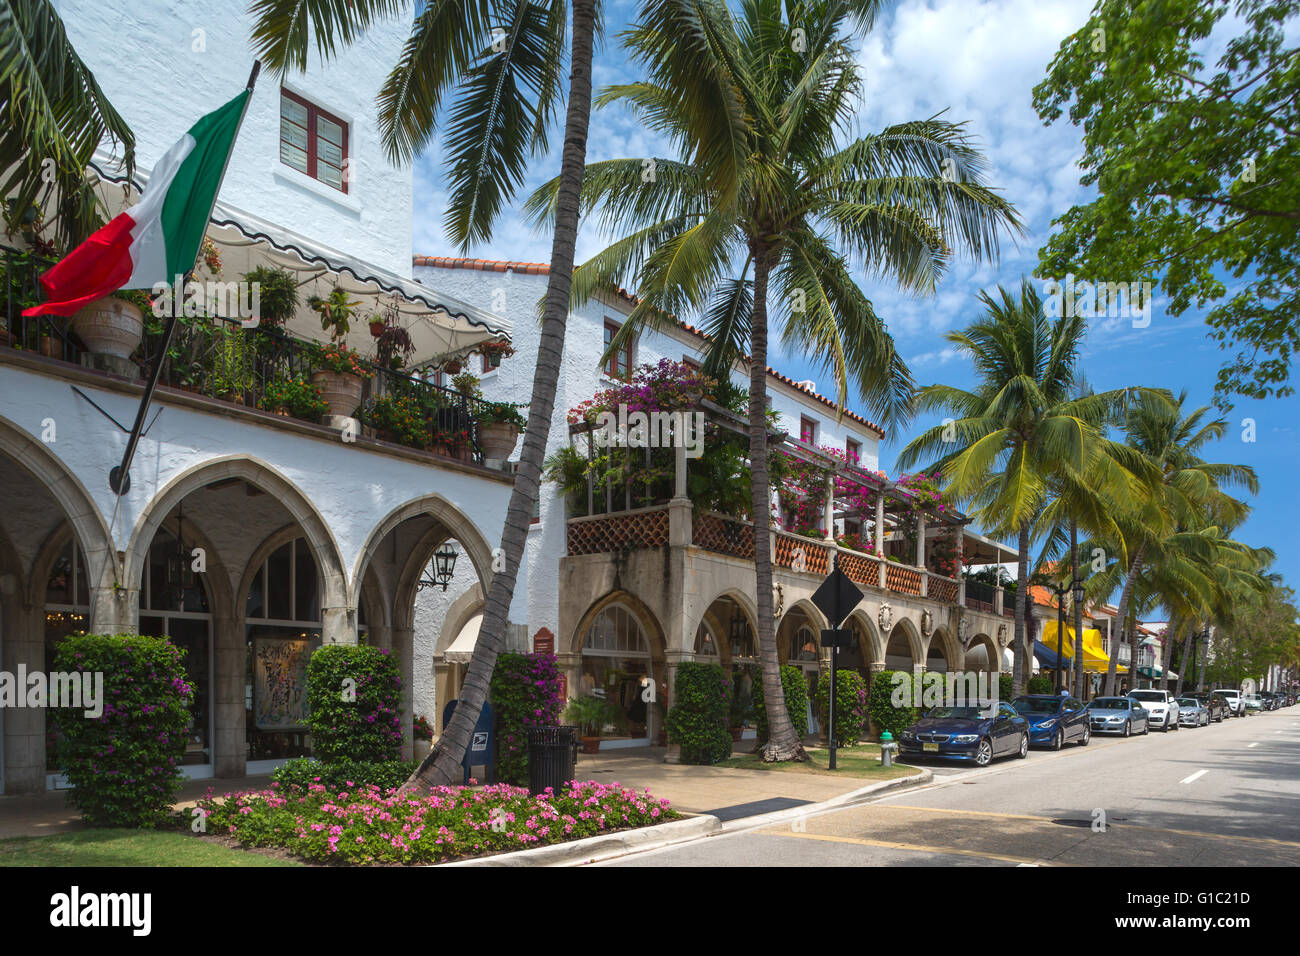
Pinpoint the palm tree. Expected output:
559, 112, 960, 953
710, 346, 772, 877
1095, 392, 1259, 696
1, 0, 136, 251
527, 0, 1021, 759
247, 0, 598, 787
898, 281, 1145, 697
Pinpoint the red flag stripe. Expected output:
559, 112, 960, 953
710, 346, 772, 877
22, 212, 138, 317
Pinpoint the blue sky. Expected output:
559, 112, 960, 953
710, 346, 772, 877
408, 0, 1300, 595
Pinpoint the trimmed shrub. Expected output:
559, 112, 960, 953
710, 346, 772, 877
306, 645, 403, 763
1027, 675, 1055, 696
752, 665, 809, 743
272, 757, 418, 794
815, 669, 870, 745
51, 633, 193, 827
490, 652, 565, 785
868, 669, 921, 739
666, 662, 732, 764
999, 673, 1014, 703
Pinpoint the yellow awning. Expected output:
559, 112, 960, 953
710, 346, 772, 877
1040, 622, 1128, 674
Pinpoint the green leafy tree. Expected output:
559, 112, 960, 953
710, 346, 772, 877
530, 0, 1021, 760
1032, 0, 1300, 405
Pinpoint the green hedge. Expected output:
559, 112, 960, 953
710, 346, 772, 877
490, 653, 565, 785
51, 634, 193, 827
1027, 675, 1055, 696
999, 673, 1014, 702
868, 669, 921, 739
306, 645, 403, 763
752, 665, 808, 743
666, 662, 732, 764
815, 670, 870, 745
271, 757, 419, 794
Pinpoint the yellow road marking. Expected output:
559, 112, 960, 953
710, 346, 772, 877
879, 805, 1300, 850
762, 828, 1067, 866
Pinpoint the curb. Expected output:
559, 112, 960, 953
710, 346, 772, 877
441, 767, 930, 867
440, 814, 721, 867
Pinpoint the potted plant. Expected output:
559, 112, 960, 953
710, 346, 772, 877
450, 370, 480, 397
441, 357, 464, 374
564, 695, 618, 754
243, 266, 299, 329
263, 375, 328, 421
413, 715, 433, 761
71, 288, 150, 361
478, 400, 527, 461
209, 322, 256, 403
308, 290, 369, 418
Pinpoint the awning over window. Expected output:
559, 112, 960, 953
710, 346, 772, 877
86, 157, 509, 366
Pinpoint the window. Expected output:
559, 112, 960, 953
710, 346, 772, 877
846, 437, 861, 465
604, 319, 632, 380
800, 416, 818, 445
280, 89, 348, 192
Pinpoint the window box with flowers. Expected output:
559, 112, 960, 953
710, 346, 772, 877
477, 400, 527, 460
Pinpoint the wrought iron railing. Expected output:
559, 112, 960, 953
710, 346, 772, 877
2, 246, 489, 464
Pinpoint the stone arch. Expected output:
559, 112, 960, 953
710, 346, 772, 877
123, 456, 349, 627
965, 633, 1000, 678
690, 588, 758, 667
570, 589, 668, 663
924, 626, 962, 673
352, 494, 495, 613
435, 581, 486, 658
0, 414, 114, 597
845, 608, 884, 665
885, 616, 924, 670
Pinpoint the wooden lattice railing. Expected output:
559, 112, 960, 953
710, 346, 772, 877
567, 506, 671, 555
928, 574, 959, 604
885, 562, 923, 596
836, 549, 882, 588
692, 512, 754, 559
774, 531, 830, 576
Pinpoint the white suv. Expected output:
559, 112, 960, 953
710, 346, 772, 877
1129, 690, 1180, 731
1217, 688, 1246, 716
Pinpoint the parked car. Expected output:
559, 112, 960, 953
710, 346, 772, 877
1244, 694, 1264, 712
1187, 692, 1229, 723
1261, 691, 1282, 711
898, 702, 1030, 767
1176, 697, 1210, 727
1128, 689, 1181, 731
1012, 694, 1091, 749
1086, 696, 1150, 736
1216, 688, 1246, 716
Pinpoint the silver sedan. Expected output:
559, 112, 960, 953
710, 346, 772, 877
1085, 696, 1150, 736
1176, 697, 1210, 727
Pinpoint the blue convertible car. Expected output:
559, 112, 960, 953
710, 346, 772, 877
1012, 695, 1091, 749
899, 701, 1030, 767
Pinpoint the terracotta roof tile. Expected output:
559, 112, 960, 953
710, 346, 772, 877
414, 255, 886, 437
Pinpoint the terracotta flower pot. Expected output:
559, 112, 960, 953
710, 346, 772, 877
479, 422, 520, 460
311, 369, 363, 418
413, 739, 432, 761
442, 359, 463, 374
71, 296, 143, 359
580, 736, 601, 755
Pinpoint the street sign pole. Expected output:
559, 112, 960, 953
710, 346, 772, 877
829, 640, 838, 770
813, 566, 864, 773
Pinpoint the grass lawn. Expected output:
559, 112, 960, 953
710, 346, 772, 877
0, 829, 302, 867
720, 743, 921, 780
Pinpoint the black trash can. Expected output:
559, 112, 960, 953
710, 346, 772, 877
527, 725, 578, 796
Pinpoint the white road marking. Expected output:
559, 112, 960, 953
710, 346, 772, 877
1180, 769, 1209, 784
1248, 742, 1259, 748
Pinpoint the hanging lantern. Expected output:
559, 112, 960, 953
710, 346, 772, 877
166, 503, 195, 598
419, 542, 460, 591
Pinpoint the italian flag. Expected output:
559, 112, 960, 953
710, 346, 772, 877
24, 90, 250, 317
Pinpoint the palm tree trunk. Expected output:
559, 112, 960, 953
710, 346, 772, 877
1196, 626, 1209, 691
402, 0, 597, 792
1158, 623, 1173, 692
1011, 523, 1030, 697
1103, 541, 1147, 697
750, 248, 806, 763
1071, 521, 1084, 698
1174, 625, 1193, 697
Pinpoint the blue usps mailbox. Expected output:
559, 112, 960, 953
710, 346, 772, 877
440, 699, 496, 785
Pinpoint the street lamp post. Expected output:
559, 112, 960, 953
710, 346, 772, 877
1050, 577, 1087, 694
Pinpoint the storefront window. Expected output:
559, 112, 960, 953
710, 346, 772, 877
581, 604, 655, 740
245, 538, 322, 760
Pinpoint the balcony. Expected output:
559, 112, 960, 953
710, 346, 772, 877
1, 243, 511, 467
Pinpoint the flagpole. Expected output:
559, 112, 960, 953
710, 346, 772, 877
109, 61, 262, 495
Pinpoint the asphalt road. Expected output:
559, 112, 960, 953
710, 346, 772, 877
601, 707, 1300, 867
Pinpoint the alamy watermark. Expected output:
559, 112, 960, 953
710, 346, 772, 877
590, 405, 705, 459
149, 273, 261, 327
0, 666, 103, 718
890, 671, 1000, 713
1041, 275, 1153, 327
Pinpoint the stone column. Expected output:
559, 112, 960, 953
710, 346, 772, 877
89, 584, 138, 635
391, 625, 415, 760
823, 474, 835, 542
212, 611, 246, 779
915, 514, 927, 567
874, 493, 887, 589
1, 599, 46, 793
321, 604, 357, 645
